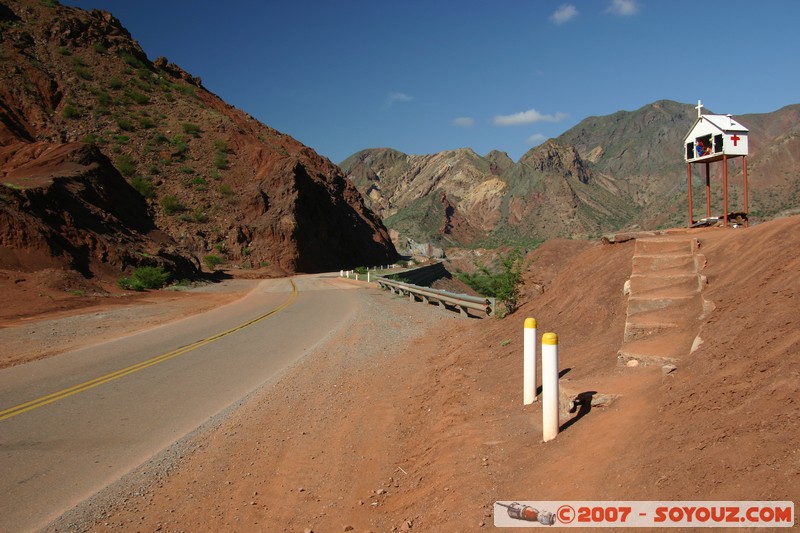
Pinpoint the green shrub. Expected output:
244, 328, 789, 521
174, 84, 195, 96
73, 66, 92, 80
129, 91, 150, 105
117, 117, 135, 131
116, 154, 136, 176
139, 117, 155, 129
131, 176, 155, 198
114, 135, 131, 144
180, 210, 208, 223
213, 152, 228, 170
62, 105, 80, 119
80, 133, 98, 144
204, 254, 224, 270
161, 195, 186, 215
136, 67, 152, 81
121, 52, 144, 69
170, 135, 189, 158
109, 77, 123, 90
93, 42, 107, 54
456, 249, 524, 316
117, 265, 170, 291
95, 90, 112, 106
182, 123, 201, 135
57, 46, 71, 56
219, 183, 234, 197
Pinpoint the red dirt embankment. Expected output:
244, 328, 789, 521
25, 215, 800, 531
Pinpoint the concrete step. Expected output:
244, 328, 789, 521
635, 238, 696, 256
631, 253, 702, 275
628, 273, 705, 298
623, 317, 680, 342
626, 293, 702, 318
617, 336, 693, 367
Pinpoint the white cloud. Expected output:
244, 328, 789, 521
551, 4, 578, 24
527, 133, 547, 144
493, 109, 567, 126
387, 92, 413, 105
607, 0, 638, 16
452, 117, 475, 127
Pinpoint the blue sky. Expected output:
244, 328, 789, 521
64, 1, 800, 164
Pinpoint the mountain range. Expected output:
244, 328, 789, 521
2, 0, 798, 286
342, 100, 800, 252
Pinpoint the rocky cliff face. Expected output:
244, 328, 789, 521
0, 0, 397, 280
342, 101, 800, 250
0, 142, 197, 277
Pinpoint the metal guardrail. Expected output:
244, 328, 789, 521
375, 276, 495, 318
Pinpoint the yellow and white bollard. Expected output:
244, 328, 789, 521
542, 332, 559, 442
524, 318, 537, 404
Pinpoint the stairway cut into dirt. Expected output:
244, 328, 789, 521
618, 236, 713, 367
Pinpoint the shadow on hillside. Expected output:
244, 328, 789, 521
200, 270, 233, 283
560, 390, 597, 433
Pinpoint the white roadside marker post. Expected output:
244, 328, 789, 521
542, 332, 559, 442
524, 318, 537, 404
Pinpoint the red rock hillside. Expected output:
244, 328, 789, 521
0, 0, 397, 282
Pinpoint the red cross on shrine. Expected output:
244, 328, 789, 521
730, 134, 741, 146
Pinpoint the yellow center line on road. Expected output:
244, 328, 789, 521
0, 280, 298, 422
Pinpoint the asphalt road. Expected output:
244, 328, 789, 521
0, 274, 363, 532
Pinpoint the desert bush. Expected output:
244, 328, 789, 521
116, 117, 135, 131
456, 249, 524, 316
62, 105, 80, 119
170, 135, 188, 156
93, 42, 107, 54
129, 91, 150, 105
73, 66, 92, 80
109, 77, 123, 90
120, 52, 145, 69
180, 210, 208, 223
117, 266, 170, 291
95, 90, 111, 106
213, 151, 228, 170
116, 154, 136, 177
182, 123, 201, 135
204, 254, 224, 270
131, 176, 155, 198
161, 195, 186, 215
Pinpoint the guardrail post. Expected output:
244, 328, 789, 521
524, 318, 537, 405
542, 332, 559, 442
